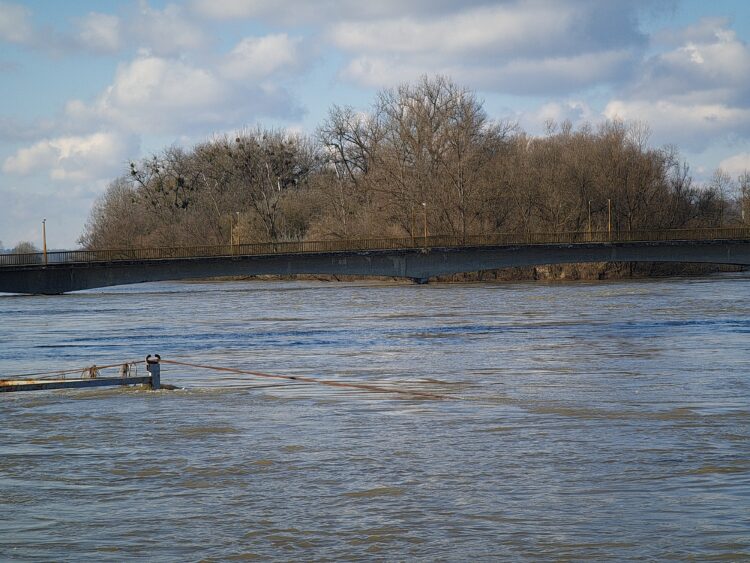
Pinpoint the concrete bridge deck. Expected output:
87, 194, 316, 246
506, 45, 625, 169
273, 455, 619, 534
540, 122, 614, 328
2, 229, 750, 294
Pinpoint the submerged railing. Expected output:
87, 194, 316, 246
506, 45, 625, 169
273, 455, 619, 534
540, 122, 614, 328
3, 227, 750, 267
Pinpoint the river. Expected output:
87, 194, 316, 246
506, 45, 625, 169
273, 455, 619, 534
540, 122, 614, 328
1, 275, 749, 561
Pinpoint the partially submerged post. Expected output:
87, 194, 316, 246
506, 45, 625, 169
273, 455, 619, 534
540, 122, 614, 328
146, 354, 161, 390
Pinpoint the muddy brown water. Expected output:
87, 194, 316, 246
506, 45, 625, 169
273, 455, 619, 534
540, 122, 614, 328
2, 276, 749, 560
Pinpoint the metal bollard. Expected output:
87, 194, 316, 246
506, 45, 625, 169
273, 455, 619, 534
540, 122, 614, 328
146, 354, 161, 390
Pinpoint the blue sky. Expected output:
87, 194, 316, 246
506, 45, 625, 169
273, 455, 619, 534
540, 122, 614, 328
2, 0, 750, 248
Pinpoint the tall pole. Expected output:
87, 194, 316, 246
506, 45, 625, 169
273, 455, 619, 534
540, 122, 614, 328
411, 204, 416, 245
227, 214, 233, 254
607, 198, 612, 237
235, 211, 240, 249
422, 202, 428, 244
587, 200, 592, 241
231, 214, 236, 254
42, 218, 47, 265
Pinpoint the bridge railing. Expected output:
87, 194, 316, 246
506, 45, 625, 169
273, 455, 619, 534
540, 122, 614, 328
3, 227, 750, 267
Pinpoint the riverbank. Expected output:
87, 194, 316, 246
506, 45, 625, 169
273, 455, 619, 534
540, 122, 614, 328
198, 262, 745, 284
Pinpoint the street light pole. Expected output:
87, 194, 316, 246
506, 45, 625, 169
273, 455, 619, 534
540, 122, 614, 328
236, 211, 240, 249
422, 202, 428, 245
607, 198, 612, 238
228, 215, 234, 253
411, 204, 416, 245
587, 200, 592, 241
42, 218, 48, 265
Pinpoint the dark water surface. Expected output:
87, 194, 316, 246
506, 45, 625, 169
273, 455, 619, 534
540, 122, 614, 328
1, 276, 749, 561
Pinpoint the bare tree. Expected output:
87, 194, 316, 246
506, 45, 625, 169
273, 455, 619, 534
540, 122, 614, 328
79, 177, 147, 248
737, 170, 750, 223
709, 169, 735, 226
12, 241, 39, 253
230, 129, 319, 241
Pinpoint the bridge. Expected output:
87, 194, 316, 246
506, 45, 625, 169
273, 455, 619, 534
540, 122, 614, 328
2, 228, 750, 295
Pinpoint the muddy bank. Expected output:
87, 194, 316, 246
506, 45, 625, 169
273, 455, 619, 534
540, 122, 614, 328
436, 262, 745, 282
193, 262, 744, 284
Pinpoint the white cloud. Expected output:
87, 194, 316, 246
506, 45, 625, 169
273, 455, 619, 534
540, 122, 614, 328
66, 55, 227, 134
188, 0, 495, 22
106, 56, 223, 111
719, 153, 750, 177
654, 17, 732, 47
599, 19, 750, 150
328, 1, 649, 94
330, 4, 573, 57
489, 50, 634, 93
0, 2, 92, 54
3, 131, 136, 183
64, 42, 306, 136
603, 99, 750, 149
1, 1, 203, 56
189, 0, 264, 19
632, 19, 750, 104
221, 34, 302, 81
0, 1, 32, 43
132, 1, 207, 56
4, 140, 58, 173
341, 49, 635, 94
76, 12, 121, 53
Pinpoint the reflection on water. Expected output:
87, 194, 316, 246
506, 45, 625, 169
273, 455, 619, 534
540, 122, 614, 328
1, 275, 750, 560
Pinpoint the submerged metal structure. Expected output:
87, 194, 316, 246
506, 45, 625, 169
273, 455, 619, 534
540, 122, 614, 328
0, 356, 161, 393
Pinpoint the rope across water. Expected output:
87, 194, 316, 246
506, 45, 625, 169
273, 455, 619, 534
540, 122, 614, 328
159, 359, 450, 400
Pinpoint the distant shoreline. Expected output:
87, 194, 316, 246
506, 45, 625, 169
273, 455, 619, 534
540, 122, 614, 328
187, 263, 745, 285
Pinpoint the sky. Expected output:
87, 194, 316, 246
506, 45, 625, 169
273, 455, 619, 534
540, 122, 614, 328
2, 0, 750, 248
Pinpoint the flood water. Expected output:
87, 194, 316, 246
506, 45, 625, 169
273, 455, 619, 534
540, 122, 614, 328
1, 275, 750, 561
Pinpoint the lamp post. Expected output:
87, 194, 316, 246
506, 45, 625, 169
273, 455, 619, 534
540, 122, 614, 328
228, 214, 234, 253
42, 218, 48, 265
587, 200, 592, 241
411, 204, 416, 245
607, 198, 612, 238
422, 202, 428, 246
235, 211, 240, 249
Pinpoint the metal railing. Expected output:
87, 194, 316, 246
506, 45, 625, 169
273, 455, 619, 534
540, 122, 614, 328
2, 227, 750, 268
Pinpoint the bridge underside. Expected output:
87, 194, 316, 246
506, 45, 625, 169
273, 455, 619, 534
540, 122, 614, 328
2, 240, 749, 294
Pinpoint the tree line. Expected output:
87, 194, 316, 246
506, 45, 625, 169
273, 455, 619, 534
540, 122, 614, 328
79, 75, 750, 254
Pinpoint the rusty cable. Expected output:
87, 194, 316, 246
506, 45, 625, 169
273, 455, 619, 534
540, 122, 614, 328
160, 358, 450, 400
